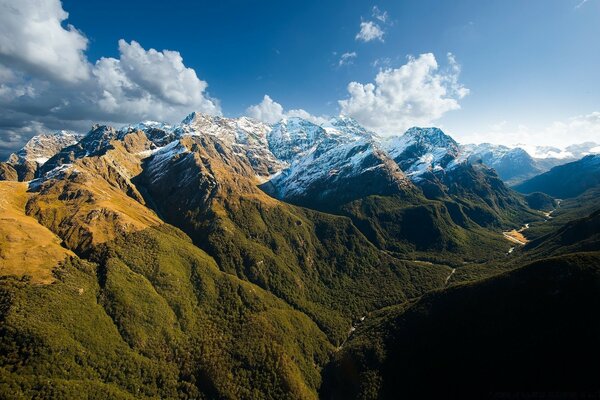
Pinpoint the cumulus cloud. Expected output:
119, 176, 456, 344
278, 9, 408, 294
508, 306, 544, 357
245, 95, 284, 124
0, 0, 220, 159
246, 95, 327, 125
356, 21, 384, 42
92, 40, 220, 119
338, 53, 469, 134
338, 52, 357, 67
0, 0, 90, 83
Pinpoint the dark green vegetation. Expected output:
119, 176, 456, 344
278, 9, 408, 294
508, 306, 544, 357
524, 186, 600, 241
136, 136, 448, 343
337, 163, 540, 265
524, 191, 556, 211
514, 154, 600, 198
321, 251, 600, 400
1, 226, 333, 399
321, 183, 600, 399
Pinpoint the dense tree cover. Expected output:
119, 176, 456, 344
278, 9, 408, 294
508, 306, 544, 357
321, 251, 600, 399
1, 226, 334, 399
340, 195, 518, 265
524, 186, 600, 240
523, 191, 556, 211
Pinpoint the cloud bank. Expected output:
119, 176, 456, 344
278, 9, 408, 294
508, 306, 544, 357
456, 112, 600, 150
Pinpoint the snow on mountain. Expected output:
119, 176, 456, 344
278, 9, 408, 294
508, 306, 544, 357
266, 117, 408, 202
7, 131, 83, 165
321, 115, 376, 138
460, 143, 540, 183
381, 127, 461, 180
267, 117, 331, 161
178, 112, 284, 176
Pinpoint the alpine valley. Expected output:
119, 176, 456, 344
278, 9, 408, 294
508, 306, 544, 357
1, 113, 599, 399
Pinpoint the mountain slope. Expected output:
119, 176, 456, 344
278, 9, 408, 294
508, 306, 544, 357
0, 131, 82, 182
462, 143, 541, 184
321, 251, 600, 399
514, 154, 600, 198
0, 113, 597, 399
0, 181, 74, 284
263, 117, 415, 210
8, 131, 82, 166
136, 131, 448, 342
0, 225, 334, 399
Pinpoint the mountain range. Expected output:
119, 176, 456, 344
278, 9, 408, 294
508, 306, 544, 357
0, 113, 599, 399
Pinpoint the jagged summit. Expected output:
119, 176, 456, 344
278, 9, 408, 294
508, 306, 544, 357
324, 115, 375, 137
7, 130, 82, 165
461, 142, 541, 183
381, 126, 461, 180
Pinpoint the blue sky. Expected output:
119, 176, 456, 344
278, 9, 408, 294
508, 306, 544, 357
0, 0, 599, 157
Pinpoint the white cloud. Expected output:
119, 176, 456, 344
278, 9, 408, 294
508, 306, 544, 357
0, 0, 221, 158
575, 0, 589, 9
338, 53, 469, 134
246, 95, 327, 125
92, 40, 220, 120
338, 52, 357, 66
355, 21, 384, 42
0, 0, 90, 83
454, 112, 600, 149
245, 95, 285, 124
372, 6, 389, 23
117, 40, 215, 109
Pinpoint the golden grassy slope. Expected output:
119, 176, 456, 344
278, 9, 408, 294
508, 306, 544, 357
0, 181, 74, 283
26, 132, 164, 253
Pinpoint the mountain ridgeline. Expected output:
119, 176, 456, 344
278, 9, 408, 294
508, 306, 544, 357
0, 113, 599, 399
514, 154, 600, 198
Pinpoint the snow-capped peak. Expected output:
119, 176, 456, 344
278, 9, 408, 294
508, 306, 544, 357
7, 130, 83, 165
323, 115, 376, 138
380, 127, 460, 179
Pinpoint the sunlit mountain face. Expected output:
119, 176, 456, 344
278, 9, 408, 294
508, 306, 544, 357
1, 1, 599, 399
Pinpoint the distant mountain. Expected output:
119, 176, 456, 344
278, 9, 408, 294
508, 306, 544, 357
513, 154, 600, 198
460, 141, 600, 185
8, 131, 82, 165
0, 130, 82, 181
461, 143, 541, 184
526, 141, 600, 160
1, 114, 538, 262
264, 117, 414, 209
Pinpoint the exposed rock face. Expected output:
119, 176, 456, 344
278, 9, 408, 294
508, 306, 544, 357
264, 117, 414, 209
27, 130, 162, 253
0, 162, 18, 181
0, 131, 83, 182
8, 131, 82, 166
461, 143, 542, 184
381, 127, 460, 180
